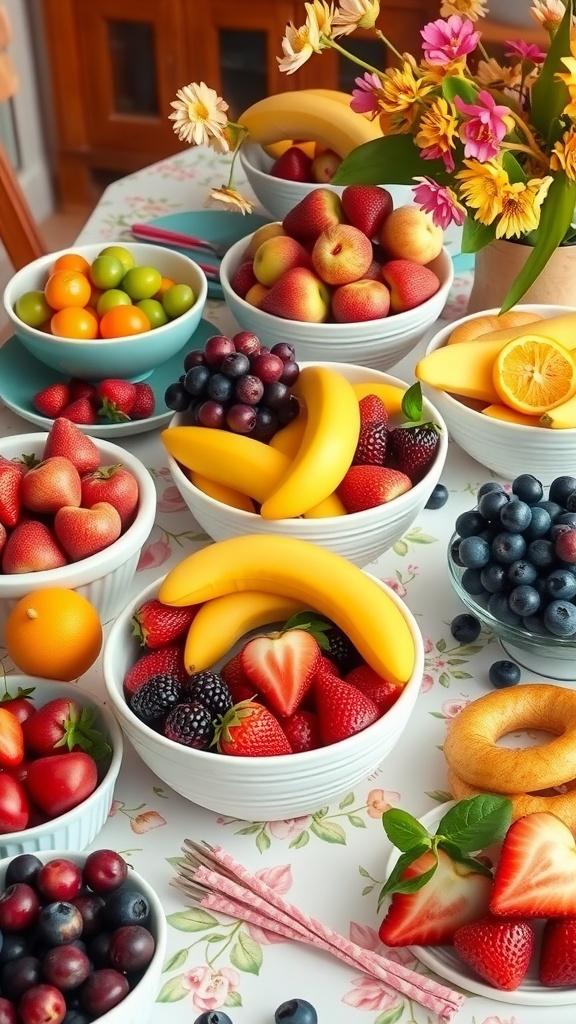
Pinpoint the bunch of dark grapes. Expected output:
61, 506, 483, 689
164, 331, 300, 442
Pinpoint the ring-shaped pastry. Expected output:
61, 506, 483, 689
447, 767, 576, 833
443, 683, 576, 792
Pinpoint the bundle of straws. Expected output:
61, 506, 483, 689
173, 840, 465, 1023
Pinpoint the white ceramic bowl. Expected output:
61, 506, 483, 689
0, 432, 157, 643
0, 677, 123, 858
422, 304, 576, 484
165, 362, 448, 568
103, 576, 424, 821
0, 848, 166, 1024
3, 242, 208, 381
219, 232, 453, 372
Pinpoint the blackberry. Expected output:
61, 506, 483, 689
183, 671, 233, 716
129, 673, 182, 724
163, 702, 215, 749
323, 624, 362, 675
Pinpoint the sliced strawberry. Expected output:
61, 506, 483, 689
540, 918, 576, 986
490, 811, 576, 918
44, 418, 101, 474
314, 672, 380, 745
337, 465, 412, 513
132, 598, 197, 648
0, 460, 22, 528
281, 709, 321, 752
32, 382, 71, 419
123, 644, 188, 698
344, 664, 402, 714
379, 847, 493, 947
358, 394, 388, 427
214, 700, 293, 756
353, 422, 387, 466
454, 915, 535, 991
220, 652, 258, 705
240, 628, 321, 717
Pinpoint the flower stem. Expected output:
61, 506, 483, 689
323, 35, 385, 75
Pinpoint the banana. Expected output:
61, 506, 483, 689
260, 366, 360, 520
541, 395, 576, 428
352, 382, 406, 419
238, 92, 382, 158
158, 535, 416, 685
269, 411, 307, 458
262, 140, 317, 159
190, 472, 256, 513
184, 591, 307, 673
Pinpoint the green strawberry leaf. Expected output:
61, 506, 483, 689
378, 843, 436, 904
283, 612, 334, 651
435, 794, 512, 851
382, 807, 432, 851
55, 705, 111, 761
400, 382, 424, 423
438, 839, 494, 878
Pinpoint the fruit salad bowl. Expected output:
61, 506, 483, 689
103, 575, 424, 821
0, 431, 156, 642
419, 304, 576, 484
164, 362, 448, 568
219, 231, 454, 373
3, 242, 208, 382
0, 677, 123, 858
0, 848, 166, 1024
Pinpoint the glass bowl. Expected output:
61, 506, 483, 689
447, 533, 576, 681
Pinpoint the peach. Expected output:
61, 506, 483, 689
331, 279, 391, 322
260, 267, 331, 323
253, 235, 311, 287
311, 223, 373, 285
245, 222, 287, 258
311, 149, 342, 183
380, 205, 444, 265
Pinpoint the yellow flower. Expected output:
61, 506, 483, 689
440, 0, 487, 19
419, 57, 467, 85
378, 61, 434, 131
495, 176, 553, 238
551, 129, 576, 180
475, 57, 521, 89
455, 159, 508, 224
206, 186, 254, 215
531, 0, 567, 31
415, 96, 459, 160
168, 82, 229, 149
332, 0, 380, 36
277, 2, 332, 74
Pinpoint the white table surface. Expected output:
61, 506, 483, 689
0, 147, 564, 1024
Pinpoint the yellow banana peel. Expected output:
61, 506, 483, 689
238, 92, 381, 158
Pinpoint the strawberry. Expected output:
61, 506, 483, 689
281, 709, 321, 752
337, 465, 412, 513
341, 185, 393, 239
453, 915, 535, 991
54, 501, 122, 560
220, 652, 257, 705
271, 146, 313, 183
490, 811, 576, 918
96, 379, 137, 422
0, 459, 22, 528
381, 260, 440, 313
352, 422, 387, 466
2, 520, 68, 573
21, 457, 82, 515
388, 423, 441, 484
344, 664, 402, 714
43, 418, 101, 474
68, 378, 98, 404
315, 654, 341, 678
214, 699, 292, 756
358, 394, 388, 427
240, 628, 321, 717
80, 464, 139, 529
230, 260, 258, 299
123, 644, 188, 698
379, 847, 493, 947
132, 598, 197, 649
539, 918, 576, 986
60, 398, 99, 425
282, 188, 343, 244
131, 382, 156, 420
0, 523, 6, 559
314, 672, 380, 745
32, 382, 71, 419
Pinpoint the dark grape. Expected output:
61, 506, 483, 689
232, 330, 261, 356
225, 403, 257, 434
184, 364, 211, 396
206, 373, 234, 402
249, 406, 278, 441
234, 375, 264, 405
277, 395, 301, 426
196, 400, 226, 429
270, 342, 296, 363
279, 360, 300, 387
204, 334, 236, 367
164, 382, 191, 413
262, 381, 290, 410
250, 352, 284, 383
183, 349, 206, 371
220, 352, 251, 378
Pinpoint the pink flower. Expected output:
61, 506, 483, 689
342, 974, 402, 1011
351, 72, 382, 115
420, 673, 434, 692
419, 143, 455, 173
421, 16, 480, 65
366, 788, 399, 817
505, 40, 546, 64
441, 697, 470, 719
130, 810, 166, 834
423, 635, 434, 655
268, 816, 310, 839
137, 538, 171, 571
108, 800, 124, 817
157, 485, 188, 513
413, 176, 466, 229
481, 1017, 519, 1024
382, 577, 407, 598
454, 89, 513, 161
181, 966, 240, 1011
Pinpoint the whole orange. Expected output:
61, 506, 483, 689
5, 588, 103, 681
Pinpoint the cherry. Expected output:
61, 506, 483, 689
37, 861, 83, 903
18, 983, 66, 1024
0, 997, 17, 1024
4, 855, 42, 889
82, 849, 127, 894
70, 893, 105, 937
108, 924, 155, 972
0, 956, 42, 999
0, 884, 40, 932
80, 969, 129, 1016
42, 945, 91, 991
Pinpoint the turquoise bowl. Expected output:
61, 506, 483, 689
3, 242, 208, 382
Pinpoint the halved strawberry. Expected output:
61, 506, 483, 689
454, 915, 535, 990
240, 628, 321, 717
490, 811, 576, 918
379, 847, 493, 947
540, 918, 576, 986
314, 672, 380, 745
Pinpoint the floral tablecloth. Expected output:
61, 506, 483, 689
0, 149, 561, 1024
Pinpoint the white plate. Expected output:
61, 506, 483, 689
384, 802, 576, 1005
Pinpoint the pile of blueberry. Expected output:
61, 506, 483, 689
450, 473, 576, 642
0, 850, 156, 1023
194, 998, 317, 1023
164, 331, 300, 442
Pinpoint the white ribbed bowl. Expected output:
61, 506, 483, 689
165, 362, 448, 568
219, 231, 454, 372
422, 304, 576, 484
103, 577, 424, 821
0, 848, 166, 1024
0, 432, 157, 643
0, 677, 123, 858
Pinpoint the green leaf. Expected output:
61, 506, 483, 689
392, 540, 409, 556
426, 790, 453, 803
156, 975, 188, 1003
375, 1004, 405, 1024
460, 214, 494, 254
310, 819, 347, 844
502, 150, 526, 185
400, 382, 423, 422
289, 830, 310, 849
382, 808, 432, 852
256, 830, 271, 854
436, 794, 513, 851
162, 948, 189, 973
165, 856, 186, 869
530, 0, 573, 141
442, 75, 477, 106
332, 134, 446, 186
225, 990, 242, 1008
166, 908, 218, 932
283, 612, 333, 651
439, 671, 451, 687
348, 814, 366, 828
229, 933, 263, 975
500, 172, 576, 311
379, 844, 437, 901
439, 839, 494, 878
339, 792, 355, 809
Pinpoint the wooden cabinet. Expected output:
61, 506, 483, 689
39, 0, 437, 209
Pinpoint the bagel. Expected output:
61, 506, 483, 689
443, 684, 576, 793
447, 768, 576, 834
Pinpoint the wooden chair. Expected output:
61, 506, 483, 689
0, 3, 46, 271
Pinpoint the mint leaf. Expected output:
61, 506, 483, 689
382, 808, 431, 852
438, 839, 494, 879
378, 843, 436, 906
283, 612, 334, 652
436, 794, 512, 852
400, 382, 423, 423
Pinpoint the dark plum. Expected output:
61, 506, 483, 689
5, 856, 42, 889
36, 862, 82, 905
1, 956, 42, 999
0, 997, 17, 1024
18, 983, 66, 1024
86, 932, 112, 969
80, 969, 129, 1016
42, 946, 91, 992
82, 851, 128, 896
107, 925, 155, 973
0, 932, 35, 965
0, 885, 40, 933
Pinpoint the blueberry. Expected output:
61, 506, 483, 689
450, 538, 465, 567
527, 538, 556, 570
461, 568, 487, 597
480, 563, 508, 594
103, 888, 150, 929
38, 902, 83, 946
455, 510, 487, 538
508, 585, 541, 617
507, 560, 538, 586
489, 660, 521, 688
425, 483, 449, 510
477, 490, 510, 521
499, 500, 532, 533
522, 505, 552, 540
194, 1013, 234, 1024
544, 569, 576, 601
487, 593, 522, 626
450, 613, 481, 643
275, 999, 318, 1024
511, 474, 543, 505
548, 475, 576, 506
477, 481, 504, 498
535, 499, 563, 521
566, 492, 576, 513
523, 614, 553, 635
556, 512, 576, 528
543, 600, 576, 637
458, 536, 491, 569
491, 532, 527, 565
0, 931, 34, 964
183, 364, 211, 396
